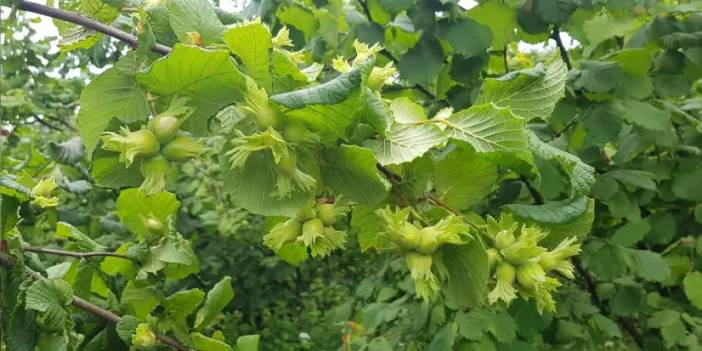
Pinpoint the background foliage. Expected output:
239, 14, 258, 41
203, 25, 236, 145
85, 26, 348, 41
2, 0, 702, 350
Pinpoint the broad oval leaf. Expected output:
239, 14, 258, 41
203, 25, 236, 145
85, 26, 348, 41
365, 123, 446, 165
321, 144, 390, 205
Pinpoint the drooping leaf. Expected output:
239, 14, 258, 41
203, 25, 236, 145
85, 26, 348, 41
222, 150, 314, 216
527, 131, 595, 197
192, 332, 233, 351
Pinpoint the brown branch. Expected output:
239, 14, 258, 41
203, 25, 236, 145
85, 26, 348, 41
519, 175, 544, 205
12, 0, 171, 55
425, 193, 460, 215
24, 246, 129, 259
376, 163, 402, 183
551, 25, 572, 70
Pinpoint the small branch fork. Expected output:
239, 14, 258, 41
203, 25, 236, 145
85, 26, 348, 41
0, 246, 189, 351
11, 0, 171, 55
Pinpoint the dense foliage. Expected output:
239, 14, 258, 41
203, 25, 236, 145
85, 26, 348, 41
1, 0, 702, 350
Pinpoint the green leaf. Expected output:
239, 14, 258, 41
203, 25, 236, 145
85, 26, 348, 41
534, 198, 594, 248
235, 335, 260, 351
25, 279, 73, 331
427, 323, 455, 351
360, 88, 391, 134
168, 0, 225, 45
468, 0, 517, 48
320, 144, 390, 205
609, 169, 657, 191
477, 54, 568, 121
55, 221, 103, 251
192, 332, 233, 351
163, 288, 205, 321
573, 61, 621, 92
115, 315, 141, 345
77, 67, 148, 152
455, 311, 487, 340
223, 21, 272, 90
142, 233, 199, 279
116, 189, 180, 239
276, 4, 318, 42
390, 97, 426, 124
630, 250, 671, 282
223, 150, 314, 216
137, 44, 246, 135
271, 61, 368, 108
445, 104, 528, 154
611, 220, 650, 247
505, 196, 588, 225
364, 123, 446, 165
609, 285, 645, 316
617, 100, 672, 131
527, 131, 595, 197
122, 286, 159, 318
683, 272, 702, 310
90, 153, 144, 189
486, 312, 517, 343
441, 240, 489, 308
434, 148, 497, 210
397, 35, 444, 84
351, 206, 387, 252
1, 195, 20, 234
437, 18, 492, 58
195, 276, 235, 330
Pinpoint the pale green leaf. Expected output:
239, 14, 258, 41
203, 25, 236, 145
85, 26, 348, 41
364, 123, 446, 165
222, 151, 314, 216
137, 44, 246, 135
121, 286, 159, 318
223, 21, 272, 89
163, 289, 205, 321
116, 189, 180, 239
434, 148, 497, 210
195, 276, 235, 330
320, 145, 390, 205
168, 0, 225, 45
192, 332, 233, 351
235, 335, 260, 351
77, 67, 148, 152
25, 279, 73, 331
351, 206, 387, 252
684, 272, 702, 310
477, 54, 568, 121
445, 104, 528, 153
468, 0, 517, 48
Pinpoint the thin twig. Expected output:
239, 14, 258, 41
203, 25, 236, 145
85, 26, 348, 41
425, 193, 460, 215
376, 164, 402, 183
551, 25, 572, 70
519, 175, 544, 205
24, 246, 129, 259
12, 0, 171, 55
